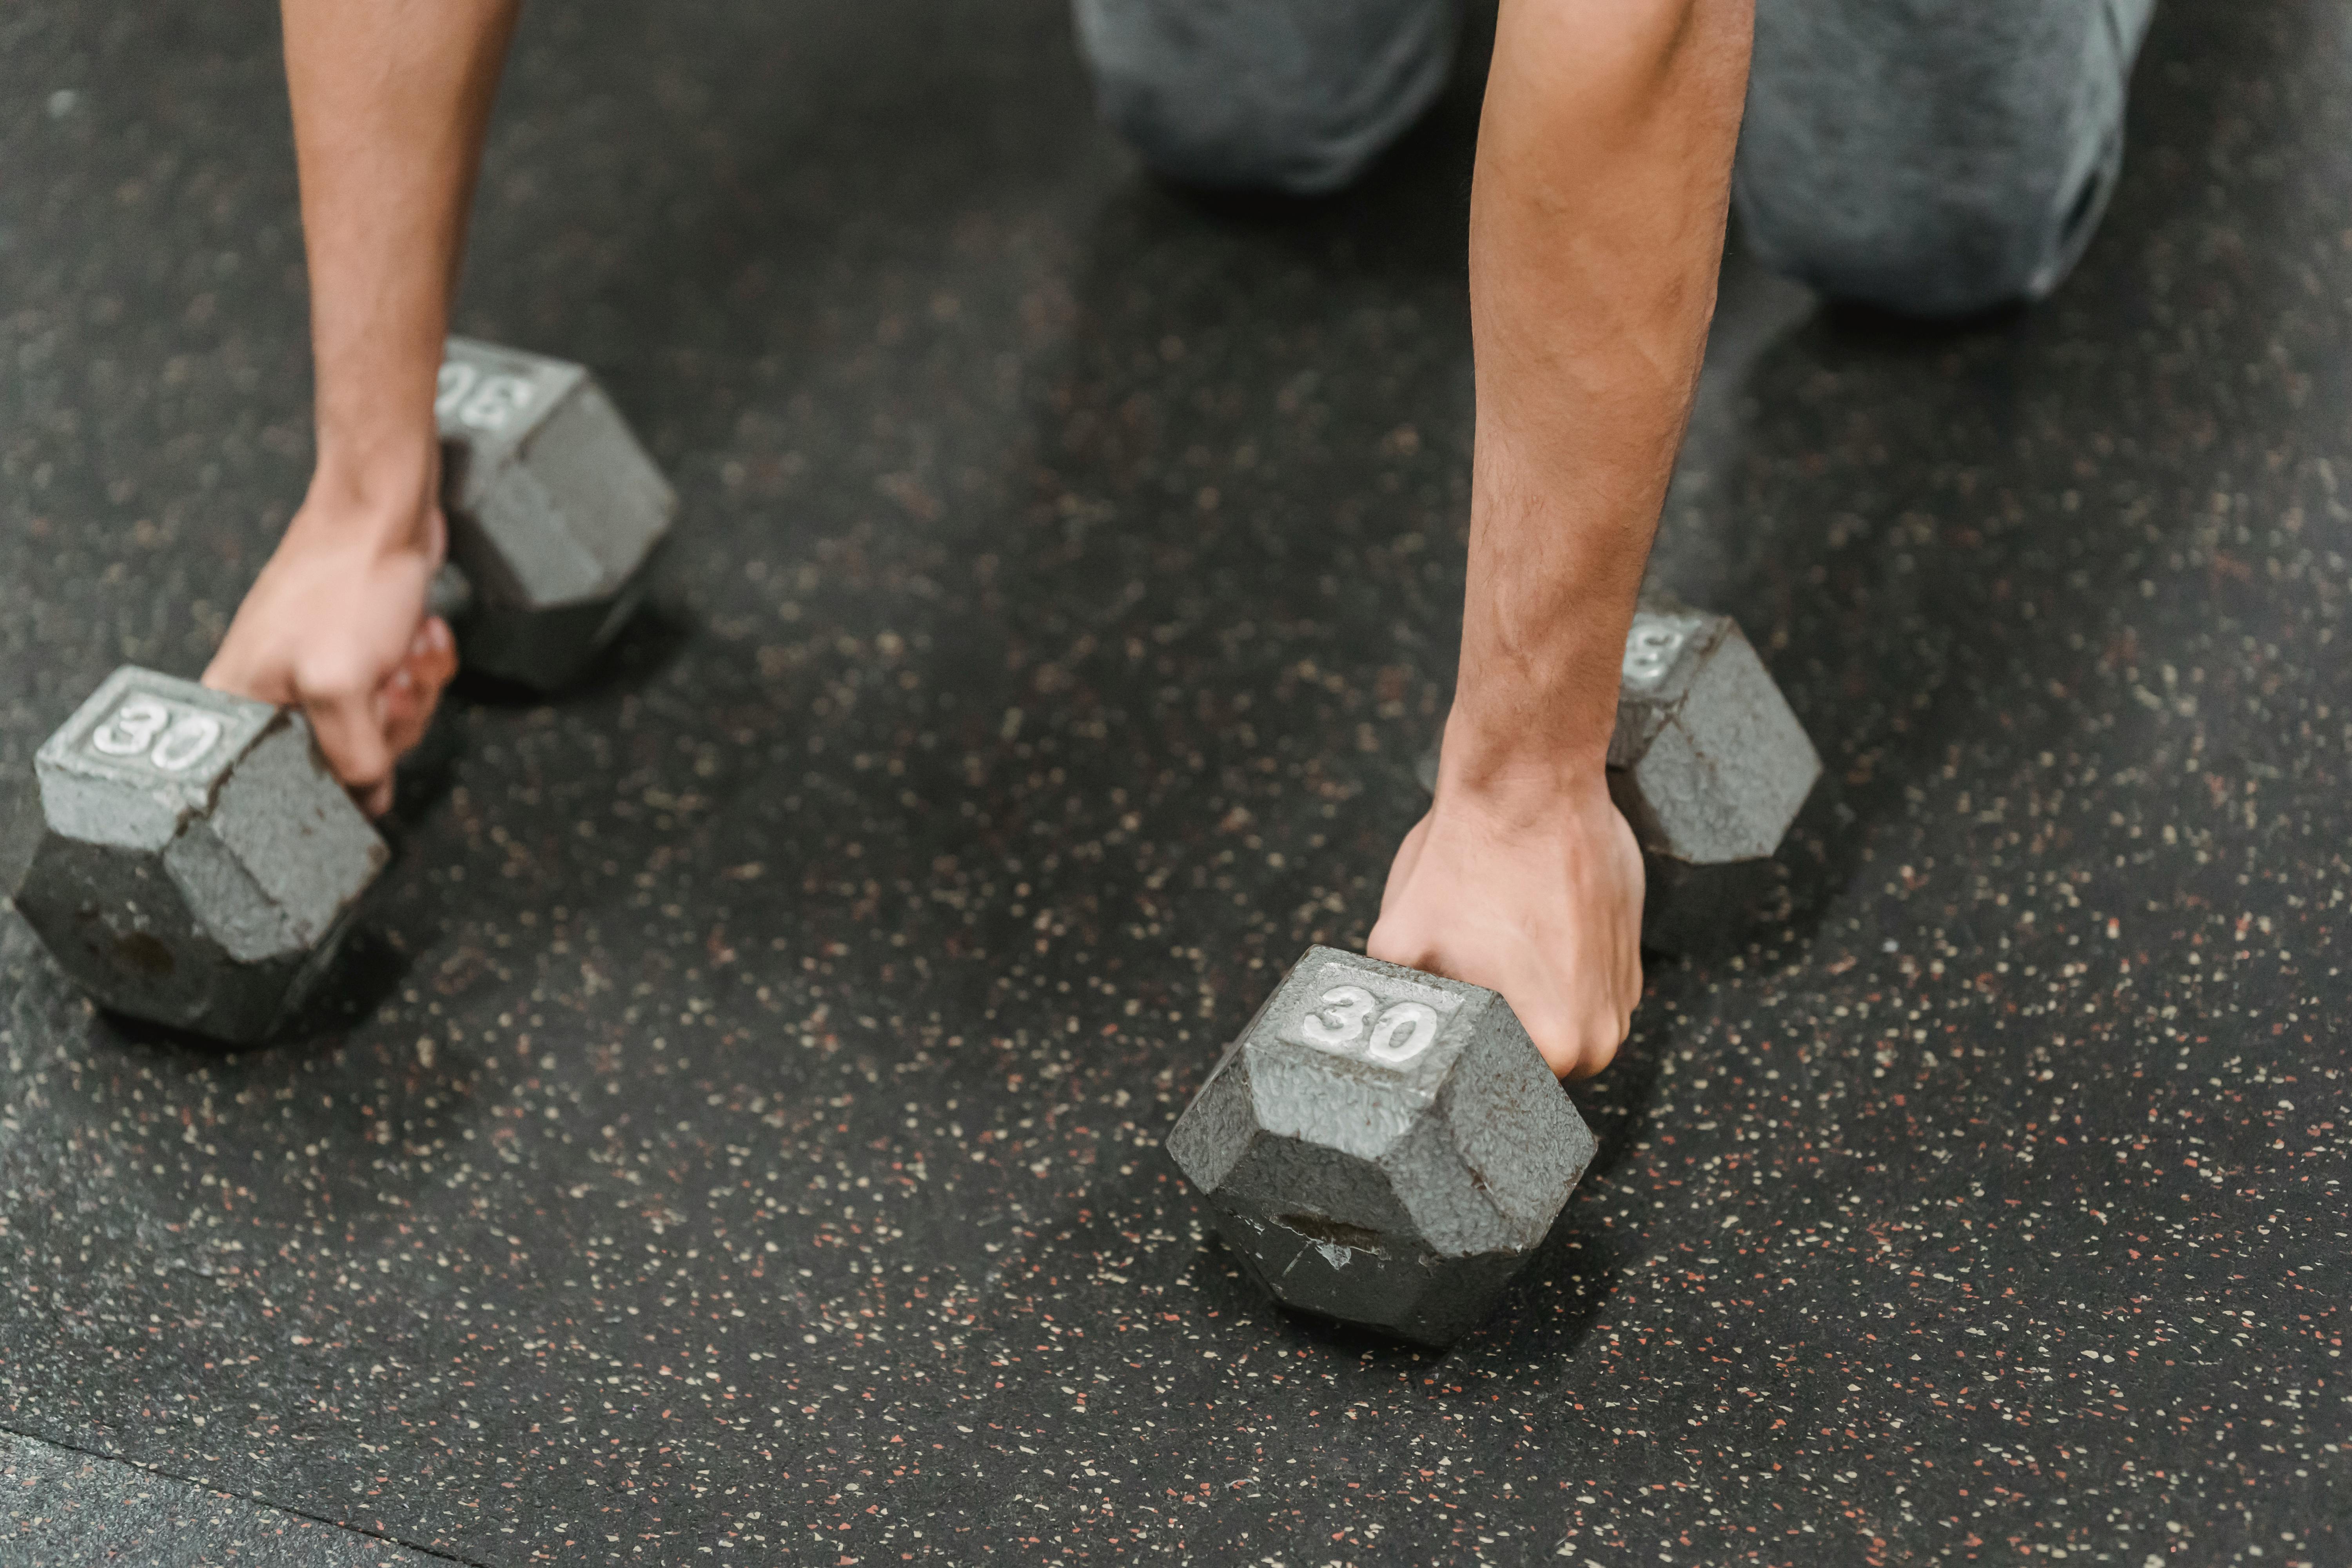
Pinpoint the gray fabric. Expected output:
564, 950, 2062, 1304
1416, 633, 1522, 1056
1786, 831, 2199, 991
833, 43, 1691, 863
1073, 0, 2157, 316
1070, 0, 1462, 195
1737, 0, 2160, 316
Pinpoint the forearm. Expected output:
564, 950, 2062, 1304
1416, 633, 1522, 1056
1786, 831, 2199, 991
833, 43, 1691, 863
282, 0, 520, 541
1447, 0, 1752, 795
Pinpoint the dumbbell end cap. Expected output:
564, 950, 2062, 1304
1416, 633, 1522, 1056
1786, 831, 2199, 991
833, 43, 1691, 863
1169, 946, 1593, 1345
16, 668, 387, 1042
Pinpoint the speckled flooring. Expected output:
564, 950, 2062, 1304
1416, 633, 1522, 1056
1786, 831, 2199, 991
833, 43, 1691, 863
2, 1430, 442, 1566
2, 0, 2347, 1563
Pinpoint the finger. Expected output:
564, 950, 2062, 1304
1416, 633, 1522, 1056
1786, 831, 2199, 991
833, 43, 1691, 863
1520, 992, 1614, 1080
1555, 1033, 1613, 1081
1530, 1020, 1586, 1079
379, 664, 429, 761
300, 684, 397, 811
381, 618, 459, 759
416, 616, 459, 693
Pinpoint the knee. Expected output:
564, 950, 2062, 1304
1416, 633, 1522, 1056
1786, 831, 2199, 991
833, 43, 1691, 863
1734, 128, 2124, 318
1732, 0, 2142, 317
1072, 0, 1458, 196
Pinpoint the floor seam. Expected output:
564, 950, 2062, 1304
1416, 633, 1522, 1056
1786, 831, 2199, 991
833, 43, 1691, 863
0, 1421, 490, 1568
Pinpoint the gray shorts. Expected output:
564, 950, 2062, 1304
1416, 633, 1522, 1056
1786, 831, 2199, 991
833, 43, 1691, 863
1072, 0, 2159, 317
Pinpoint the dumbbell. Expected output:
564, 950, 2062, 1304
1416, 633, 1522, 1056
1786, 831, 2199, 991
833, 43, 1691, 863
429, 336, 676, 690
1167, 946, 1590, 1347
12, 668, 386, 1042
6, 338, 675, 1041
1417, 589, 1820, 948
1167, 596, 1820, 1345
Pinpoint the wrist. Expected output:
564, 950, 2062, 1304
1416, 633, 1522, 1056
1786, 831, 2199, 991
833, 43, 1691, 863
295, 434, 443, 558
1451, 459, 1652, 798
1440, 624, 1624, 790
1431, 698, 1614, 816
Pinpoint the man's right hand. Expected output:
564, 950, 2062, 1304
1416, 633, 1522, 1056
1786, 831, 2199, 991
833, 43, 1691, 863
205, 491, 459, 818
1368, 757, 1646, 1080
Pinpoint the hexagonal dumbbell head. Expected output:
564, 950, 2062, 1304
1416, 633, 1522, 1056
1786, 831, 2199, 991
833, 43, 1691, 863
1608, 591, 1820, 864
1167, 947, 1595, 1347
437, 337, 677, 690
11, 668, 387, 1043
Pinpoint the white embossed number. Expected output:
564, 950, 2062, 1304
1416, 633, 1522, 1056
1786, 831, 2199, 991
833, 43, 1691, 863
91, 697, 169, 756
91, 698, 221, 773
1300, 985, 1377, 1053
436, 362, 537, 433
1299, 986, 1437, 1069
1622, 617, 1686, 688
1364, 1001, 1437, 1066
435, 362, 475, 418
150, 714, 223, 771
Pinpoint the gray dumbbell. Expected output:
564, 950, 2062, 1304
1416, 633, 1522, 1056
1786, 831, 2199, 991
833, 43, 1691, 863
11, 668, 386, 1043
1603, 591, 1818, 860
5, 340, 667, 1038
432, 336, 675, 690
1417, 590, 1820, 944
1167, 946, 1593, 1347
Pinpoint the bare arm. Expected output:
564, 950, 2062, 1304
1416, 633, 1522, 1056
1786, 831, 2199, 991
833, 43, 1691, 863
205, 0, 522, 813
1459, 0, 1749, 777
1370, 0, 1752, 1075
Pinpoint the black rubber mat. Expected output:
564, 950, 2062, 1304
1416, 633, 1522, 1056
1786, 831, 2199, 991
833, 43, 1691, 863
1, 1430, 449, 1565
0, 0, 2344, 1561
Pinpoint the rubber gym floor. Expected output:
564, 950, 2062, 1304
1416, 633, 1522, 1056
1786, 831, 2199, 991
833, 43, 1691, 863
3, 0, 2347, 1563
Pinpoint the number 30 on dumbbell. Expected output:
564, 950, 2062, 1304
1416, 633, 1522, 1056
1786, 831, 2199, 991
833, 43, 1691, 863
1294, 984, 1440, 1066
8, 339, 675, 1042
